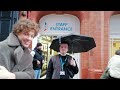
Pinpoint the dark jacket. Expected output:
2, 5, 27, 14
0, 33, 34, 79
33, 49, 44, 70
46, 54, 79, 79
100, 67, 118, 79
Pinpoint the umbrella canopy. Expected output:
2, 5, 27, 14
49, 34, 96, 53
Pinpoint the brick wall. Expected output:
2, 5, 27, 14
28, 11, 114, 79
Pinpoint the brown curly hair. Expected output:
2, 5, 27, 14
12, 18, 40, 37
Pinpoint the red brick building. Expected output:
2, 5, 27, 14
19, 11, 120, 79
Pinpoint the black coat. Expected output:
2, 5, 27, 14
33, 49, 44, 70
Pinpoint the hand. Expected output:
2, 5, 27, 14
30, 51, 35, 57
0, 66, 15, 79
37, 60, 40, 65
69, 59, 76, 67
42, 60, 45, 63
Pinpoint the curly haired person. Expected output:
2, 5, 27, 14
0, 18, 39, 79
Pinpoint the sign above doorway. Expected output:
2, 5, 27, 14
39, 14, 80, 36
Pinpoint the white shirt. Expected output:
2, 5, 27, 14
108, 55, 120, 78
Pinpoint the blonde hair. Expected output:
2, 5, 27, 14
12, 19, 40, 37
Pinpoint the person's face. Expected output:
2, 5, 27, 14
59, 43, 68, 54
37, 46, 42, 50
17, 30, 35, 48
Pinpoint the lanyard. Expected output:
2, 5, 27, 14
60, 57, 67, 71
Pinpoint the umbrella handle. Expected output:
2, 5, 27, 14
59, 36, 62, 44
71, 42, 73, 54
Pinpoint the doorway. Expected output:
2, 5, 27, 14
38, 13, 81, 79
110, 14, 120, 58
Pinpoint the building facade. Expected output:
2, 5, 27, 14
1, 11, 120, 79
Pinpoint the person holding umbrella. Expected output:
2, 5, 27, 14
46, 34, 96, 79
46, 40, 79, 79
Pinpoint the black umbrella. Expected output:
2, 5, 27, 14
50, 34, 96, 53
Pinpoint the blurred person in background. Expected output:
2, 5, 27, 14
33, 43, 45, 79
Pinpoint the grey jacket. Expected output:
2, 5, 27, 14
46, 54, 79, 79
0, 32, 34, 79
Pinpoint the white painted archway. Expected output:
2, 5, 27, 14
34, 14, 81, 79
